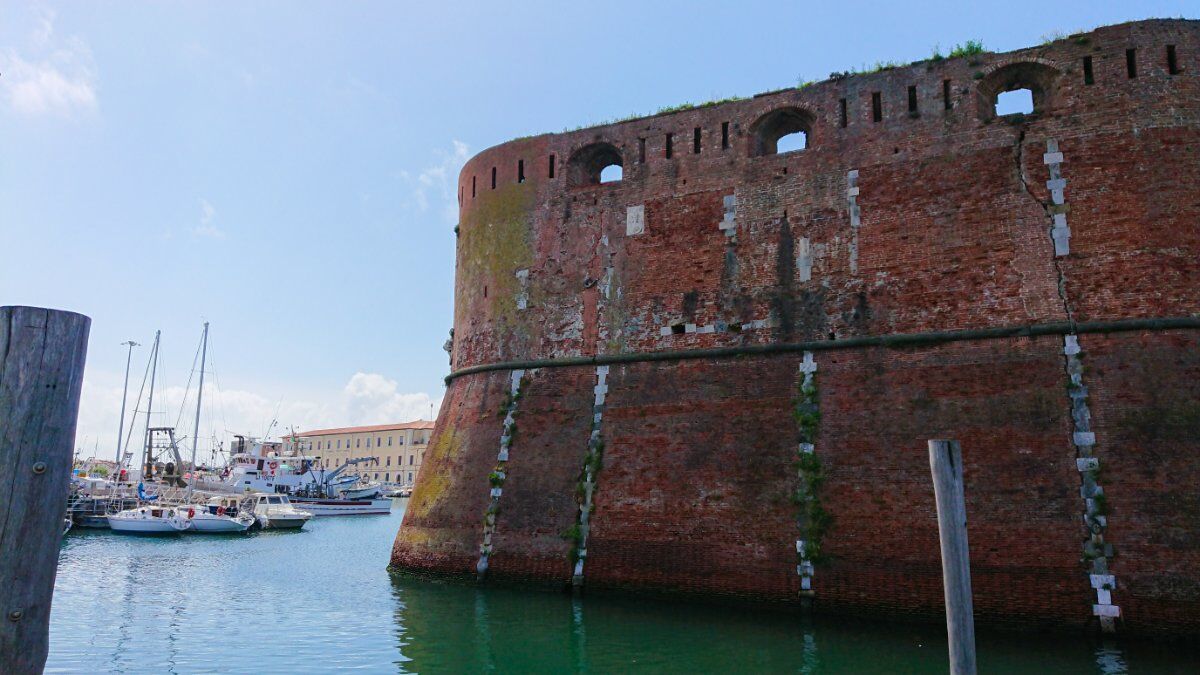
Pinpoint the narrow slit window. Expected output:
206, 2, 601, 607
907, 85, 918, 114
549, 154, 556, 178
693, 127, 701, 154
721, 122, 729, 149
871, 92, 882, 122
942, 80, 952, 110
490, 167, 496, 189
517, 159, 525, 183
1167, 45, 1179, 75
665, 133, 673, 159
839, 98, 848, 127
471, 176, 476, 198
458, 186, 462, 205
638, 137, 646, 163
1083, 56, 1095, 85
1126, 48, 1137, 78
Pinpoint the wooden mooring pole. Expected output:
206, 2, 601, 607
928, 439, 977, 675
0, 306, 90, 675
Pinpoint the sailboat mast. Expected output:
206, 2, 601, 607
190, 322, 209, 479
141, 331, 161, 479
115, 340, 139, 466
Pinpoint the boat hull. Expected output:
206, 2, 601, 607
261, 516, 308, 529
188, 516, 252, 533
107, 518, 184, 534
287, 498, 392, 516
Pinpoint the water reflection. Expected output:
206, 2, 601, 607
48, 503, 1193, 674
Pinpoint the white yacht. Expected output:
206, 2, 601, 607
248, 494, 312, 529
176, 499, 256, 533
107, 506, 189, 534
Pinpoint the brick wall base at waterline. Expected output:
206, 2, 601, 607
392, 19, 1200, 638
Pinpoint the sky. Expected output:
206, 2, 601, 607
1, 0, 1192, 461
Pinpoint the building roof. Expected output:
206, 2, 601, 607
294, 420, 435, 437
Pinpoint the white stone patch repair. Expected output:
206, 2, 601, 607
477, 369, 526, 579
718, 194, 737, 238
1062, 335, 1119, 631
572, 364, 609, 586
795, 351, 820, 596
1044, 140, 1071, 256
847, 170, 861, 274
659, 316, 778, 337
515, 269, 530, 310
797, 237, 813, 282
626, 204, 645, 236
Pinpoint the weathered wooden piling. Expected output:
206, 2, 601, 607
929, 439, 977, 675
0, 306, 90, 675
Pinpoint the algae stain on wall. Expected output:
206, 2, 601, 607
457, 183, 537, 341
405, 419, 459, 521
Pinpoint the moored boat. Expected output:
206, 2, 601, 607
248, 494, 312, 529
107, 506, 189, 534
177, 499, 256, 533
286, 496, 392, 516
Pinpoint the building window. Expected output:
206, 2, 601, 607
356, 439, 360, 448
409, 455, 414, 465
337, 440, 341, 449
377, 437, 382, 447
388, 436, 392, 446
387, 456, 391, 466
399, 437, 405, 446
374, 472, 379, 480
408, 472, 413, 483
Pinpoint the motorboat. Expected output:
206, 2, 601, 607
338, 480, 384, 500
248, 493, 312, 529
107, 506, 189, 534
286, 496, 392, 516
177, 499, 256, 533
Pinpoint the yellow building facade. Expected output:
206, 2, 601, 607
285, 421, 434, 487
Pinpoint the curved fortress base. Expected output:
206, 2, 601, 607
392, 20, 1200, 638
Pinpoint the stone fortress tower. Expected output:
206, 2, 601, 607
392, 20, 1200, 637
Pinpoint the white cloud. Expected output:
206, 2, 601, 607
192, 198, 226, 239
0, 10, 97, 117
403, 140, 469, 225
73, 371, 440, 464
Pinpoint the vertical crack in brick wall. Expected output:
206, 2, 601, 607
1016, 133, 1076, 326
846, 170, 861, 275
1019, 135, 1119, 632
569, 364, 608, 586
793, 351, 827, 598
476, 369, 526, 581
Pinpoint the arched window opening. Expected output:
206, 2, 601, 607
567, 142, 624, 187
976, 62, 1058, 121
599, 164, 623, 183
750, 107, 815, 157
995, 88, 1034, 116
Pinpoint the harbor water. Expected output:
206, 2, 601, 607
49, 500, 1194, 673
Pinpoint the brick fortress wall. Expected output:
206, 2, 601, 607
391, 20, 1200, 637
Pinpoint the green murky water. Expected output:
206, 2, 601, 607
48, 500, 1194, 673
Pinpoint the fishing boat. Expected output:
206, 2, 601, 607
107, 506, 189, 534
285, 495, 393, 516
247, 494, 312, 529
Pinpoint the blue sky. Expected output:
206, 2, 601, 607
1, 1, 1192, 458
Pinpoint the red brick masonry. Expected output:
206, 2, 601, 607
392, 20, 1200, 637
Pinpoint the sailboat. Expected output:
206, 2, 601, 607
173, 322, 256, 533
